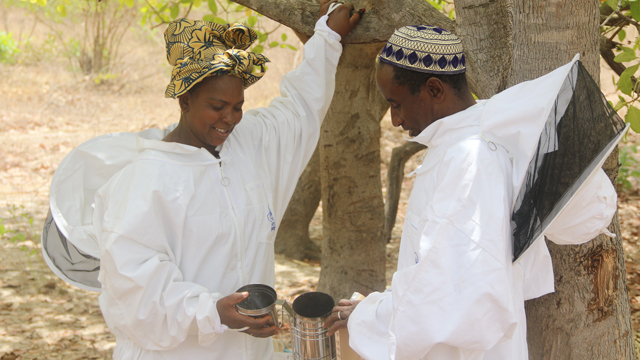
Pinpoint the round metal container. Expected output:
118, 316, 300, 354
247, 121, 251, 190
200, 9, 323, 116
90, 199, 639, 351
235, 284, 279, 326
290, 292, 336, 360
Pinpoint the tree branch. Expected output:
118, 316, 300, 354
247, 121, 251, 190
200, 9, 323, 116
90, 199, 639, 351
231, 0, 452, 44
600, 35, 638, 92
614, 9, 640, 28
384, 141, 426, 243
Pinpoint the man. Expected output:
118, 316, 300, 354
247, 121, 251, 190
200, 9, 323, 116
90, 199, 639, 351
324, 26, 618, 359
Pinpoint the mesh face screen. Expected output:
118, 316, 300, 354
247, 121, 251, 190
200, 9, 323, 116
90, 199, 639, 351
42, 212, 101, 291
511, 61, 626, 262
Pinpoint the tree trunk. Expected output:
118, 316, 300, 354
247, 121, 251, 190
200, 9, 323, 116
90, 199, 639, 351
384, 142, 425, 243
504, 1, 635, 358
317, 43, 389, 300
454, 0, 512, 97
274, 147, 322, 261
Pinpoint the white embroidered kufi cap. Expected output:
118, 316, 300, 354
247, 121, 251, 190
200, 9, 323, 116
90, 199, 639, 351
379, 25, 466, 74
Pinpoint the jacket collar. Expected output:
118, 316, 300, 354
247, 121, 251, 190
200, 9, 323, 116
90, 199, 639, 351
409, 100, 487, 148
135, 135, 233, 165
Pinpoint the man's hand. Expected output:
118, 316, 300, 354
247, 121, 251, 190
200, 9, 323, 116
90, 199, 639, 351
323, 299, 361, 336
319, 0, 364, 39
217, 292, 279, 338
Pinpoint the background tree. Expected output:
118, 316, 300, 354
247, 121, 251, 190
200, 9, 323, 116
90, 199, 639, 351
232, 0, 636, 358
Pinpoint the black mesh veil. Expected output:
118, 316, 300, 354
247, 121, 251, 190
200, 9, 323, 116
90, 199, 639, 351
511, 61, 627, 262
42, 211, 102, 292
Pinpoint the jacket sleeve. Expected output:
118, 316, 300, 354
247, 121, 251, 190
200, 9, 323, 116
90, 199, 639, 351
348, 290, 394, 360
544, 168, 617, 244
238, 16, 342, 219
94, 166, 227, 351
350, 140, 518, 359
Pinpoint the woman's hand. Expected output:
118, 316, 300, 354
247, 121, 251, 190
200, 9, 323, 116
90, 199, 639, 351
323, 299, 361, 336
217, 292, 279, 338
319, 0, 365, 38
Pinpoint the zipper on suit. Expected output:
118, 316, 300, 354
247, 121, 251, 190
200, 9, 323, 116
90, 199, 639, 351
218, 162, 247, 285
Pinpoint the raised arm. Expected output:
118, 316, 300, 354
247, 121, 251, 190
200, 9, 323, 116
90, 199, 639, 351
236, 2, 362, 219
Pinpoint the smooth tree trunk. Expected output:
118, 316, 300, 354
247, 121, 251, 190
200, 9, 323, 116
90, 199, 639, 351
504, 1, 635, 358
274, 147, 322, 260
317, 43, 389, 300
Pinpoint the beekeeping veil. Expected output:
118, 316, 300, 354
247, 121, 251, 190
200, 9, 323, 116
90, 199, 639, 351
42, 126, 176, 292
479, 54, 627, 263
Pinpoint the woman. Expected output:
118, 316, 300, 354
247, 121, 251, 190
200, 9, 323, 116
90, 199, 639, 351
46, 1, 362, 359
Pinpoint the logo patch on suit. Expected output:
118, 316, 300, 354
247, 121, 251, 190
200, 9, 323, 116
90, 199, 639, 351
267, 207, 276, 231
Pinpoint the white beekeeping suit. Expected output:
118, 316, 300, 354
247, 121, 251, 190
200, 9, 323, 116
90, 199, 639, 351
45, 16, 342, 360
348, 55, 620, 360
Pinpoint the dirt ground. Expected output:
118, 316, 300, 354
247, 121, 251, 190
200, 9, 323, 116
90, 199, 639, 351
1, 4, 640, 359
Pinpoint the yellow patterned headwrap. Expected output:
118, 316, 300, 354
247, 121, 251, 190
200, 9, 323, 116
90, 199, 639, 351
164, 18, 270, 98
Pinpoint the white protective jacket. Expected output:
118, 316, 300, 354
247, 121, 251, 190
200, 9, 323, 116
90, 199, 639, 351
348, 57, 618, 360
83, 18, 340, 360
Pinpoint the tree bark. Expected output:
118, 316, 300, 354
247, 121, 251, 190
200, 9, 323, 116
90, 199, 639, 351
454, 0, 512, 98
503, 0, 635, 358
274, 147, 322, 260
233, 0, 452, 44
383, 142, 425, 243
317, 43, 389, 300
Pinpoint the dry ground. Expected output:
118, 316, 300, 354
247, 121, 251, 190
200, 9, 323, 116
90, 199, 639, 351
1, 4, 640, 360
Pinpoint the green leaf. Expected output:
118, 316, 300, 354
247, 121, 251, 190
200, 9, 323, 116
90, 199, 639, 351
280, 43, 287, 48
286, 44, 297, 51
426, 0, 442, 10
194, 0, 202, 8
56, 4, 67, 17
212, 16, 227, 25
608, 0, 618, 11
618, 63, 639, 95
632, 1, 640, 21
252, 45, 264, 53
281, 33, 287, 42
236, 4, 245, 11
181, 0, 193, 3
125, 0, 135, 7
619, 29, 627, 42
614, 51, 637, 63
623, 63, 639, 77
247, 15, 257, 27
258, 34, 268, 42
208, 0, 217, 14
614, 100, 626, 111
36, 0, 46, 6
626, 106, 640, 132
12, 233, 25, 242
269, 41, 279, 48
170, 4, 180, 19
618, 72, 633, 95
621, 46, 635, 54
203, 14, 216, 22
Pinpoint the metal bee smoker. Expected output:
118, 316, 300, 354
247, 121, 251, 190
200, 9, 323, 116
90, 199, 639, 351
279, 292, 337, 360
235, 284, 337, 360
